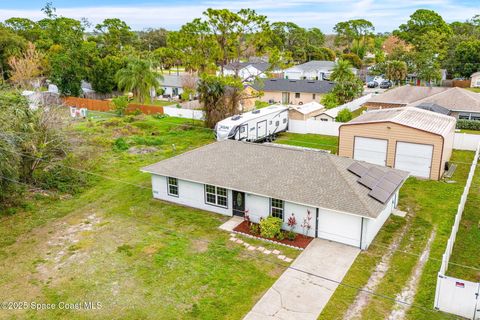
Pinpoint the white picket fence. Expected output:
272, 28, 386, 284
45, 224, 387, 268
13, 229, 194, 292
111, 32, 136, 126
434, 143, 480, 319
163, 106, 205, 120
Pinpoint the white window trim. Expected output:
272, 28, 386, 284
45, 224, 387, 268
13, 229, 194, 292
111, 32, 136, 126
205, 185, 228, 208
167, 177, 179, 197
270, 198, 284, 220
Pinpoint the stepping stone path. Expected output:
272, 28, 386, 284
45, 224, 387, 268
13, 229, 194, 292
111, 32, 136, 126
227, 233, 293, 263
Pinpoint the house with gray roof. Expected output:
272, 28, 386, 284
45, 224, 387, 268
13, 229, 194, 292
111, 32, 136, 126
141, 140, 408, 249
158, 74, 198, 98
284, 60, 336, 80
221, 61, 279, 82
249, 79, 335, 105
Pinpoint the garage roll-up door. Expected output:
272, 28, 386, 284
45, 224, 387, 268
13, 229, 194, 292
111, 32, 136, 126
354, 137, 388, 166
395, 142, 433, 178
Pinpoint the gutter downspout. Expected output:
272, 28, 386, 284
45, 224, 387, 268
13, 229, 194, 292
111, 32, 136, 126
360, 217, 364, 250
315, 208, 319, 238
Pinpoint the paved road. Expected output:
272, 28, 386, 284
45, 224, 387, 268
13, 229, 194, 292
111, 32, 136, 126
244, 239, 360, 320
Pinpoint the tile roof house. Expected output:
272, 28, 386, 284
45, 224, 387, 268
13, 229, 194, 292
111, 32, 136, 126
339, 107, 456, 180
250, 79, 335, 105
142, 140, 408, 249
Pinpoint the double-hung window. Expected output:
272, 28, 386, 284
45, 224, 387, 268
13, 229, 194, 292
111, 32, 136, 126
167, 177, 178, 196
270, 198, 284, 220
205, 185, 228, 208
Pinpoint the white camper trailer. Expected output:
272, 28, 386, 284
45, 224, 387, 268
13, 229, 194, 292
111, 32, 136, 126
215, 105, 289, 142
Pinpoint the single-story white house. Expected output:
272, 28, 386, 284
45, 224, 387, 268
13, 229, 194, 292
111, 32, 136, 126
471, 71, 480, 88
141, 140, 408, 249
159, 74, 198, 98
221, 62, 278, 82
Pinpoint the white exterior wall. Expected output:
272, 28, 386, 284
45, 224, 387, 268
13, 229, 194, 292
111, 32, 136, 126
245, 193, 316, 237
149, 175, 394, 249
222, 66, 266, 81
363, 189, 399, 249
317, 208, 362, 247
151, 175, 232, 216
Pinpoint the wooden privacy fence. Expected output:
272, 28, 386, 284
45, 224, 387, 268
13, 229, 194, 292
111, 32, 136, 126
63, 97, 164, 115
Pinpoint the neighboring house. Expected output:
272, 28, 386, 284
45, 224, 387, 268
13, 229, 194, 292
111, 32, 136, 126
408, 87, 480, 121
288, 101, 326, 120
414, 102, 451, 115
250, 79, 335, 105
159, 74, 198, 98
314, 108, 340, 122
22, 90, 60, 110
141, 140, 408, 249
364, 85, 480, 120
338, 107, 456, 180
364, 85, 450, 110
470, 71, 480, 88
284, 60, 336, 80
222, 62, 277, 82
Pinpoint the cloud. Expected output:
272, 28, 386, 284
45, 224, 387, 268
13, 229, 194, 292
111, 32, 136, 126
0, 0, 477, 32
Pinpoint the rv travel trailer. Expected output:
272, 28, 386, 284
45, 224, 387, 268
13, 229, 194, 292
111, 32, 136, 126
215, 104, 289, 142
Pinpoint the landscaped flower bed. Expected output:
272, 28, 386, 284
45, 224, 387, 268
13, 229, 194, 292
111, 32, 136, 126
233, 220, 314, 249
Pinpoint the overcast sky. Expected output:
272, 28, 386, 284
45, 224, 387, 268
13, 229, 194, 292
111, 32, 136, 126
0, 0, 478, 33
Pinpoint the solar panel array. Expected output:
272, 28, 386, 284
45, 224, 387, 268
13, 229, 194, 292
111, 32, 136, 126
347, 162, 405, 204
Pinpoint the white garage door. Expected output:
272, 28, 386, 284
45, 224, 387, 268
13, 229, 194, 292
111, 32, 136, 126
395, 142, 433, 178
354, 137, 388, 166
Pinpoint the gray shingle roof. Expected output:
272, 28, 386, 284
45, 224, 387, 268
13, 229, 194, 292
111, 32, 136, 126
285, 60, 336, 72
408, 87, 480, 113
141, 140, 408, 219
414, 102, 451, 115
224, 62, 271, 72
251, 79, 335, 94
367, 85, 450, 105
345, 107, 456, 138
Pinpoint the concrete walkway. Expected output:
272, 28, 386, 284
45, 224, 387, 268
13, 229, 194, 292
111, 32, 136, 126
219, 216, 243, 232
244, 239, 360, 320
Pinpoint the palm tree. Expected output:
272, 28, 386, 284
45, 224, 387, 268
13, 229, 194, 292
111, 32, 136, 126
115, 58, 161, 103
330, 59, 355, 82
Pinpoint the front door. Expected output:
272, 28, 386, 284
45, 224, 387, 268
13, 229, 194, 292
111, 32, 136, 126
232, 191, 245, 217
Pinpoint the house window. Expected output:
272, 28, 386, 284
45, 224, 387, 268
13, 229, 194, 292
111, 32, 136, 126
459, 113, 471, 120
321, 118, 328, 122
283, 118, 287, 124
205, 184, 228, 208
312, 94, 316, 100
295, 93, 301, 98
167, 177, 178, 196
270, 198, 284, 220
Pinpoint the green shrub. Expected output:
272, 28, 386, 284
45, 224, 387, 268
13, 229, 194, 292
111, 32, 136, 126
260, 216, 283, 239
112, 95, 129, 116
336, 109, 353, 122
457, 119, 480, 131
113, 137, 129, 151
249, 223, 260, 235
33, 157, 90, 194
321, 92, 339, 109
287, 231, 296, 241
276, 231, 285, 241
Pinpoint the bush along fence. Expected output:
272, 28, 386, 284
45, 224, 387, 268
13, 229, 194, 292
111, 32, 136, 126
457, 119, 480, 131
63, 97, 165, 115
434, 143, 480, 320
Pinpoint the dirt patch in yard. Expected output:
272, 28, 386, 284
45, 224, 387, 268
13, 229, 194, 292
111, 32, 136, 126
344, 217, 412, 320
387, 230, 436, 320
190, 239, 209, 253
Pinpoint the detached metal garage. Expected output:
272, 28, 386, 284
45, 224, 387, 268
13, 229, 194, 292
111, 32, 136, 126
338, 107, 456, 180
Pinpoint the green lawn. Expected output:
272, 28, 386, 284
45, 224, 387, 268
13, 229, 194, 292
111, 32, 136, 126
275, 132, 339, 154
458, 129, 480, 134
0, 116, 299, 320
130, 98, 177, 107
466, 87, 480, 93
351, 106, 367, 119
320, 150, 475, 320
447, 160, 480, 282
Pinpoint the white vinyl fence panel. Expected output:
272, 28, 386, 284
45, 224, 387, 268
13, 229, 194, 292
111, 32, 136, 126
434, 143, 480, 319
163, 106, 205, 120
288, 119, 341, 136
453, 133, 480, 151
336, 93, 372, 112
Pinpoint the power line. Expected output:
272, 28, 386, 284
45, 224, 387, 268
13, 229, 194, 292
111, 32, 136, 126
0, 174, 462, 320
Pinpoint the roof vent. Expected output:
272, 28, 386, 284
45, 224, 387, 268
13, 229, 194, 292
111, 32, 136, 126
232, 115, 242, 120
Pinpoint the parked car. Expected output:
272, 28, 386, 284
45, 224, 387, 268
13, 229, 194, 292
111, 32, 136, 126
379, 80, 393, 89
367, 81, 378, 88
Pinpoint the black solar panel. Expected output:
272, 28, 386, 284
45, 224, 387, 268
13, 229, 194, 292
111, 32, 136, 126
369, 187, 391, 204
358, 167, 385, 189
347, 162, 368, 177
383, 171, 405, 185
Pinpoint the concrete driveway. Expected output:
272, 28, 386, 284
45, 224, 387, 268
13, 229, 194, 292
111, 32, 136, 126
244, 239, 360, 320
